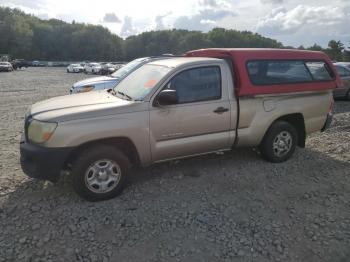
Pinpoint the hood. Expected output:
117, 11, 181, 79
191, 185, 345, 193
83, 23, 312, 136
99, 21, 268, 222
73, 76, 117, 87
30, 90, 135, 122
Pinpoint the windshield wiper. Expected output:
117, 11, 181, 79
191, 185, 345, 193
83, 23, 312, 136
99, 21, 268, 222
117, 91, 133, 101
107, 89, 116, 95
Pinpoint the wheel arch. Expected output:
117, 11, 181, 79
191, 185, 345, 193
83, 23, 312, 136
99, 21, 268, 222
64, 137, 140, 169
265, 113, 306, 148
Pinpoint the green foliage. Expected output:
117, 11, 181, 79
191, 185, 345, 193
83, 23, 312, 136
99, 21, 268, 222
0, 7, 124, 60
123, 28, 283, 60
0, 7, 285, 61
325, 40, 345, 61
299, 41, 349, 62
306, 43, 323, 51
2, 6, 348, 62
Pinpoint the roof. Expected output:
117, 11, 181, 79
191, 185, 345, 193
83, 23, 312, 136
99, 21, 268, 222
148, 57, 221, 68
186, 48, 329, 60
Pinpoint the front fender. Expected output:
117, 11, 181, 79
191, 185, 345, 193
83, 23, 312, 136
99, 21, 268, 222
44, 111, 152, 165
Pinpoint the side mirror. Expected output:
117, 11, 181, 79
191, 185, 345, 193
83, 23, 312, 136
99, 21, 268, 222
155, 89, 178, 106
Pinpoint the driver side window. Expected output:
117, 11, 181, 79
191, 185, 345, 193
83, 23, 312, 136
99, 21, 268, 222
166, 66, 221, 104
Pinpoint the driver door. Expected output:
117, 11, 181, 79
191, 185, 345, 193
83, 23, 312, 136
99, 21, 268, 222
149, 65, 231, 162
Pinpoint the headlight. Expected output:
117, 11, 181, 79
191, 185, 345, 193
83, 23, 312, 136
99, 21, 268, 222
77, 85, 94, 93
27, 119, 57, 144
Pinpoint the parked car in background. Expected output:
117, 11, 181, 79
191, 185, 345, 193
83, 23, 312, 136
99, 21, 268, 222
100, 63, 117, 75
21, 49, 338, 201
334, 62, 350, 71
111, 62, 125, 70
84, 63, 102, 74
32, 60, 45, 67
11, 59, 30, 69
67, 64, 84, 73
334, 63, 350, 100
0, 62, 14, 72
70, 57, 170, 94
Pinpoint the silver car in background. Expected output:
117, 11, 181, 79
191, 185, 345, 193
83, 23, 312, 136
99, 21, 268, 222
0, 62, 14, 72
70, 56, 172, 94
334, 63, 350, 100
84, 63, 102, 74
67, 63, 84, 73
334, 62, 350, 71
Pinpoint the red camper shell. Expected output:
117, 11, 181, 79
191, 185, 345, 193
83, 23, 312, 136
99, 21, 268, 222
186, 48, 341, 97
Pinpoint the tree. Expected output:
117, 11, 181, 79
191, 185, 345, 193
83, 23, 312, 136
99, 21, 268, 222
307, 44, 323, 51
326, 40, 344, 61
4, 6, 336, 62
343, 41, 350, 62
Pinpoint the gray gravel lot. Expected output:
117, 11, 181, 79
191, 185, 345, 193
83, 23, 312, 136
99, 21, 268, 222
0, 67, 349, 262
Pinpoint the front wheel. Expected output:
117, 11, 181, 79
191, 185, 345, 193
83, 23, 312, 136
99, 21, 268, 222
259, 121, 298, 163
71, 145, 130, 201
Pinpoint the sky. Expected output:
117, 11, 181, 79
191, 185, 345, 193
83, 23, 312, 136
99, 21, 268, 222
1, 0, 349, 48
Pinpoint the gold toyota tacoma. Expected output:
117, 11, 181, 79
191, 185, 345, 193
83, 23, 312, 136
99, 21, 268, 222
20, 49, 339, 201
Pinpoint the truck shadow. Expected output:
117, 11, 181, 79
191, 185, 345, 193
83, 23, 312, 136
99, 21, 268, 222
1, 147, 349, 261
2, 146, 349, 203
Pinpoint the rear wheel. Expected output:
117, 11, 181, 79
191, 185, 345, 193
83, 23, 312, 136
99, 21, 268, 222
71, 145, 130, 201
259, 121, 298, 163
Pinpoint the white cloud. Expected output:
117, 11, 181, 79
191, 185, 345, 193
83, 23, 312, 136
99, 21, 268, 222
0, 0, 46, 9
257, 5, 346, 35
173, 0, 236, 31
154, 12, 172, 30
120, 16, 138, 38
102, 13, 121, 23
260, 0, 283, 4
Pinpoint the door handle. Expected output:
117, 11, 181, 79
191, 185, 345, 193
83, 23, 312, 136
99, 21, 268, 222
213, 107, 229, 114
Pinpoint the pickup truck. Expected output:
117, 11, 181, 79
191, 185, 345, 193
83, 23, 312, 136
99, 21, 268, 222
20, 49, 339, 201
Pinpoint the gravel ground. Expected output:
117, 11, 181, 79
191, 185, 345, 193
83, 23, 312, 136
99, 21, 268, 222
0, 67, 349, 262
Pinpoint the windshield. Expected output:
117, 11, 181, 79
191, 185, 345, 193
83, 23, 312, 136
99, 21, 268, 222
111, 58, 146, 79
114, 64, 171, 101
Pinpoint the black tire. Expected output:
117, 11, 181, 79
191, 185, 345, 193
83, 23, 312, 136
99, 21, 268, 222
67, 69, 69, 73
71, 145, 130, 201
259, 121, 298, 163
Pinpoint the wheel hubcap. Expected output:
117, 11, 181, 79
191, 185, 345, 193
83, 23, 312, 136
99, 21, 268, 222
273, 131, 292, 157
84, 159, 121, 193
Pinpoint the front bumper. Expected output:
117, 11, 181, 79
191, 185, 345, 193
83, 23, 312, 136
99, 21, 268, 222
20, 139, 73, 182
321, 112, 333, 132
